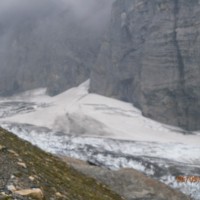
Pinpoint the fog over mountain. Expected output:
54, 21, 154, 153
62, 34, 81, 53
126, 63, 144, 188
0, 0, 113, 96
0, 0, 200, 131
0, 1, 200, 199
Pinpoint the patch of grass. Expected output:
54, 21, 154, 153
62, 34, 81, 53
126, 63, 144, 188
0, 128, 124, 200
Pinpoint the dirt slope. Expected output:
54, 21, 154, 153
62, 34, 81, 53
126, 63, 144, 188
0, 127, 123, 200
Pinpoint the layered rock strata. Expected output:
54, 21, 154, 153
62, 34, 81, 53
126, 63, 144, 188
90, 0, 200, 131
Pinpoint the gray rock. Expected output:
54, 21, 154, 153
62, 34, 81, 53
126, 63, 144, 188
62, 157, 190, 200
90, 0, 200, 131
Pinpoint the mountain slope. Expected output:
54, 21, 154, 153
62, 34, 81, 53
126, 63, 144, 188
0, 127, 124, 200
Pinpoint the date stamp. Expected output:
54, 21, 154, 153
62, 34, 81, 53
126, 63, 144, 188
176, 176, 200, 183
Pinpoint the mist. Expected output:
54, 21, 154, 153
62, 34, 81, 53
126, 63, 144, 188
0, 0, 114, 96
0, 0, 113, 33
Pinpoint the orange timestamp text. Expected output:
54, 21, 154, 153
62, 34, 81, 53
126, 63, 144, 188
176, 176, 200, 183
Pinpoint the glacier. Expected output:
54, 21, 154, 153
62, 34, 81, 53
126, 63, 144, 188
0, 80, 200, 199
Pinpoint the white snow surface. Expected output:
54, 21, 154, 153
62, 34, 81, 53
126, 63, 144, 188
1, 80, 200, 145
0, 80, 200, 199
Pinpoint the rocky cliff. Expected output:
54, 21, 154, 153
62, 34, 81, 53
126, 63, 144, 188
90, 0, 200, 131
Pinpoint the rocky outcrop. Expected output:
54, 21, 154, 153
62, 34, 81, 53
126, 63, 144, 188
0, 0, 112, 96
62, 157, 190, 200
90, 0, 200, 131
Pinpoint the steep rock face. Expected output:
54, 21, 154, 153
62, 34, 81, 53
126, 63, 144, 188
90, 0, 200, 131
0, 0, 112, 96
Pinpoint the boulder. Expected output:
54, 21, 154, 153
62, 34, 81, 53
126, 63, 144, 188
14, 188, 44, 200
